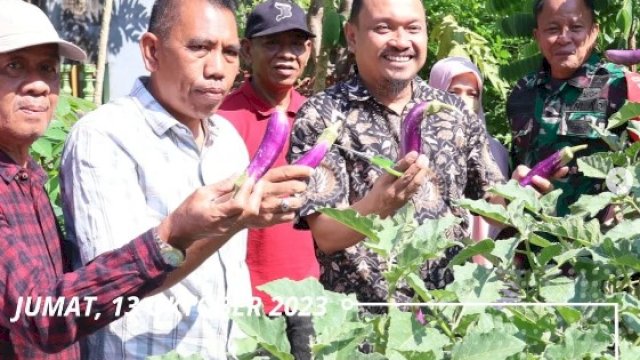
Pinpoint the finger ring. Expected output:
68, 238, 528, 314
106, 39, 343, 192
279, 198, 291, 212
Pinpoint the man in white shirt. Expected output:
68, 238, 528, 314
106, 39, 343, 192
60, 0, 308, 358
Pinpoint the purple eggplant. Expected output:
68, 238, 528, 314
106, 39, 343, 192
400, 100, 462, 156
235, 110, 290, 188
519, 144, 588, 187
605, 49, 640, 66
293, 120, 342, 168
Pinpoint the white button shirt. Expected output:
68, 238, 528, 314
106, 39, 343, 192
60, 78, 251, 359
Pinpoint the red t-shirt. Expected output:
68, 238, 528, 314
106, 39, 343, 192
217, 80, 319, 312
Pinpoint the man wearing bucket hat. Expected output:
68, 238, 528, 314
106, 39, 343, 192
218, 1, 316, 358
0, 1, 309, 359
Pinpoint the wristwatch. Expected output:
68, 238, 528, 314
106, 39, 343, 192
152, 227, 186, 268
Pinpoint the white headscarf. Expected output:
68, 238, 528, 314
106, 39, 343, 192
428, 56, 485, 121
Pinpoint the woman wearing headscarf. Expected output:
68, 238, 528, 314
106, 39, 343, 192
429, 57, 509, 267
429, 56, 510, 177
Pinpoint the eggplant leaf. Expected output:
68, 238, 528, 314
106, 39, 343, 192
606, 101, 640, 130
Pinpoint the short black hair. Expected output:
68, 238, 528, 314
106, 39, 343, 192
148, 0, 236, 40
348, 0, 363, 24
533, 0, 595, 25
348, 0, 426, 24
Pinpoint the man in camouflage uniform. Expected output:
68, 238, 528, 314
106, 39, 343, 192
507, 0, 627, 216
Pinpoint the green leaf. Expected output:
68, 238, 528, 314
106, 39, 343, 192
535, 217, 601, 245
538, 244, 563, 267
617, 0, 633, 36
474, 311, 519, 336
541, 273, 602, 303
539, 189, 563, 215
231, 314, 293, 360
610, 254, 640, 271
621, 311, 640, 334
455, 198, 510, 224
386, 307, 449, 355
520, 41, 541, 58
54, 95, 72, 121
491, 237, 520, 266
508, 308, 557, 346
43, 127, 68, 142
412, 216, 459, 256
318, 208, 380, 242
451, 331, 525, 360
392, 350, 439, 360
487, 0, 522, 13
551, 248, 595, 269
371, 155, 404, 177
448, 263, 504, 304
366, 217, 399, 257
322, 9, 341, 48
499, 13, 535, 37
406, 272, 431, 302
624, 141, 640, 159
500, 53, 543, 82
556, 306, 582, 326
569, 192, 616, 218
234, 337, 261, 360
257, 278, 360, 340
489, 180, 541, 213
604, 219, 640, 242
528, 233, 554, 248
352, 353, 388, 360
30, 137, 53, 160
540, 277, 576, 302
542, 324, 612, 360
145, 351, 204, 360
312, 323, 371, 360
577, 152, 615, 179
621, 339, 640, 360
590, 123, 621, 151
449, 239, 496, 266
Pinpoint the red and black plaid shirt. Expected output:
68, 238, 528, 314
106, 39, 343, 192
0, 151, 171, 359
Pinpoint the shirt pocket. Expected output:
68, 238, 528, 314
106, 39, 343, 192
510, 113, 537, 152
558, 110, 607, 139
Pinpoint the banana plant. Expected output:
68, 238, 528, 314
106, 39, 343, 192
430, 15, 510, 98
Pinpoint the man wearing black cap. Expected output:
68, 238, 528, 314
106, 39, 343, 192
218, 1, 316, 359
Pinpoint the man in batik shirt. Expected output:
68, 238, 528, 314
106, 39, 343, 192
287, 0, 505, 303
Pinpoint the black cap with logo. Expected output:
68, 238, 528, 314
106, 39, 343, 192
245, 0, 315, 39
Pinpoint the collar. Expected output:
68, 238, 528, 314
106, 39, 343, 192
534, 53, 603, 89
129, 77, 218, 136
236, 79, 305, 120
0, 150, 47, 185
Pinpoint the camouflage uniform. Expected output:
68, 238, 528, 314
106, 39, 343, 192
507, 54, 627, 216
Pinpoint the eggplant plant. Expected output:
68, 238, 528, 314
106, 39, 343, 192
229, 102, 640, 359
231, 184, 640, 358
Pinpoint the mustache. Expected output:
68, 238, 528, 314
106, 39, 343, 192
16, 99, 49, 112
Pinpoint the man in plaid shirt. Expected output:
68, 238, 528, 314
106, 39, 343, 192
0, 1, 311, 359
